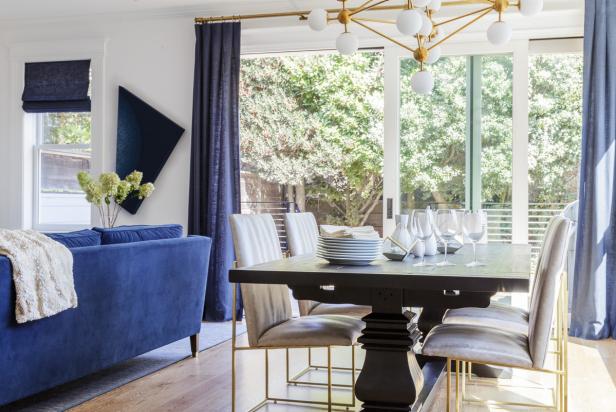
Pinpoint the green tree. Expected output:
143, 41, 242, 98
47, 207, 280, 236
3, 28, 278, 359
400, 56, 468, 209
44, 112, 91, 145
239, 51, 582, 226
240, 52, 384, 226
528, 54, 583, 204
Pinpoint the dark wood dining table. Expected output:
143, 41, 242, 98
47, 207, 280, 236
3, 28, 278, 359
229, 243, 531, 412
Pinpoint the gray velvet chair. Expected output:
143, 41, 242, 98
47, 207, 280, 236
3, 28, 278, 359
284, 212, 372, 318
421, 215, 572, 412
229, 213, 364, 411
441, 215, 561, 335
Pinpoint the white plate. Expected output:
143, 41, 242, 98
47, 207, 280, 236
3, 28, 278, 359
317, 250, 382, 256
319, 257, 377, 266
319, 237, 382, 244
317, 252, 381, 259
317, 244, 381, 253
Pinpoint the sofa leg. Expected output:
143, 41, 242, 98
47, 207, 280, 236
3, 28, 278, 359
190, 334, 199, 358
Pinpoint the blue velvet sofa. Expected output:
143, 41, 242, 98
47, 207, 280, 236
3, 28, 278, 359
0, 235, 211, 406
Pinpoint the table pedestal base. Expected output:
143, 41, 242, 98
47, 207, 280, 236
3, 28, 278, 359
356, 312, 421, 411
355, 288, 423, 412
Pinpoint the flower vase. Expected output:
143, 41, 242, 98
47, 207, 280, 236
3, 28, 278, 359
392, 214, 413, 251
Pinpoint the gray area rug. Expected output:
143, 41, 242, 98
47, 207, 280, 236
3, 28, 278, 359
1, 322, 246, 412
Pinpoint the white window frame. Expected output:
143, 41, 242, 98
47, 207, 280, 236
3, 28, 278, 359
238, 37, 582, 242
31, 113, 92, 231
383, 37, 582, 241
8, 39, 106, 231
383, 41, 529, 240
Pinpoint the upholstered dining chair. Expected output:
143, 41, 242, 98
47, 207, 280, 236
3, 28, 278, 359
421, 215, 572, 412
229, 213, 364, 411
284, 212, 371, 384
441, 215, 561, 335
284, 212, 372, 318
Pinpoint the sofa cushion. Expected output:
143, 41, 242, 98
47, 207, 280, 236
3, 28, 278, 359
94, 224, 183, 245
45, 229, 102, 248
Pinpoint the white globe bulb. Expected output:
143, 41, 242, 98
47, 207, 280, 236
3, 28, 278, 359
520, 0, 543, 16
414, 0, 431, 7
418, 13, 433, 36
487, 21, 512, 46
396, 9, 422, 35
426, 45, 441, 64
336, 32, 359, 56
428, 0, 442, 12
307, 8, 328, 31
411, 70, 434, 95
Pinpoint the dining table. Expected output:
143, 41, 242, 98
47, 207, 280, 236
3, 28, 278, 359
229, 243, 531, 412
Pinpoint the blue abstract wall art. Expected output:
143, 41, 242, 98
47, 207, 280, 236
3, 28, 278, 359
115, 86, 185, 214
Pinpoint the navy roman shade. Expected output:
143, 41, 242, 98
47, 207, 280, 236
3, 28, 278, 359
22, 60, 91, 113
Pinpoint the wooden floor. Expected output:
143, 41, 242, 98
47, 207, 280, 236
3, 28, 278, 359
71, 324, 616, 412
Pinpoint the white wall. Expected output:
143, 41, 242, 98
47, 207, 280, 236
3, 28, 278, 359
0, 16, 196, 230
0, 6, 583, 230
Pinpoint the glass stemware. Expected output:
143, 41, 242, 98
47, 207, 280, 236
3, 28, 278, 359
432, 209, 458, 266
410, 209, 434, 267
463, 210, 488, 267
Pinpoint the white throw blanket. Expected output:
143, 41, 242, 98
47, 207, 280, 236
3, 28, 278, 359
319, 225, 380, 239
0, 229, 77, 323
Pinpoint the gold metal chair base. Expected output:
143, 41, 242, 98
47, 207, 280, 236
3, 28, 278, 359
234, 345, 357, 412
446, 277, 569, 412
231, 284, 357, 411
286, 346, 358, 389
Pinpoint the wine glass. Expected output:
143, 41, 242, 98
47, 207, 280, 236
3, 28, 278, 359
462, 210, 488, 267
432, 209, 458, 266
410, 209, 434, 267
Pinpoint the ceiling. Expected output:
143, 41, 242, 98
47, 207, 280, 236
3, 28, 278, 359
0, 0, 583, 22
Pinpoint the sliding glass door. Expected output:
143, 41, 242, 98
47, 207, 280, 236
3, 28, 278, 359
382, 39, 582, 246
239, 51, 385, 239
399, 56, 467, 212
396, 51, 513, 243
237, 40, 582, 248
527, 41, 583, 253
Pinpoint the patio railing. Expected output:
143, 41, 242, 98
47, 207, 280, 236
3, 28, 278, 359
240, 201, 300, 250
240, 200, 569, 257
483, 202, 569, 256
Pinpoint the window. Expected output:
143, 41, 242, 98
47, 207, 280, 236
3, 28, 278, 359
21, 59, 93, 230
399, 53, 513, 244
33, 112, 92, 229
400, 56, 467, 212
235, 40, 582, 254
528, 50, 583, 253
239, 51, 385, 237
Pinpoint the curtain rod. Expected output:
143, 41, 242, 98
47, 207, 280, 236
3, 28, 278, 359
194, 0, 494, 24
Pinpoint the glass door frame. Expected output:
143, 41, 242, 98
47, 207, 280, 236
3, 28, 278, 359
382, 41, 531, 243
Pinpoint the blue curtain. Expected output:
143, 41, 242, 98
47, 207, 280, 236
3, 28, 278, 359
570, 0, 616, 339
188, 22, 243, 322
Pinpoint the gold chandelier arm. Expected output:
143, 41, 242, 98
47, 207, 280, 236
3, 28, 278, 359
428, 7, 494, 50
352, 0, 380, 14
353, 17, 396, 24
351, 18, 416, 53
444, 0, 494, 5
350, 0, 394, 16
435, 5, 493, 27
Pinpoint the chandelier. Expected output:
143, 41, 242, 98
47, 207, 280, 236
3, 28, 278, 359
196, 0, 543, 94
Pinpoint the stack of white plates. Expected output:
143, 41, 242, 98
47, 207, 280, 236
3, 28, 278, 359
316, 236, 383, 266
